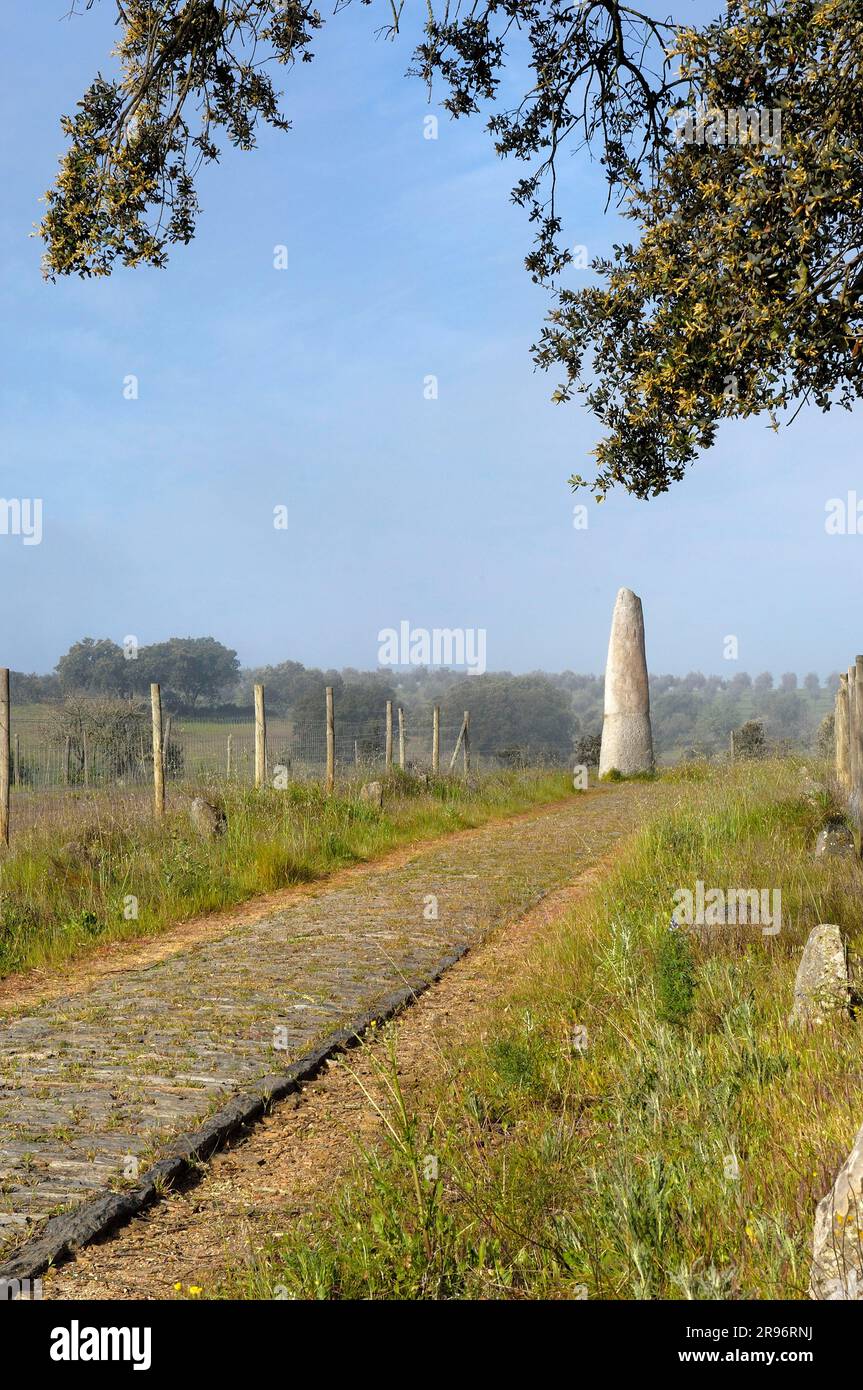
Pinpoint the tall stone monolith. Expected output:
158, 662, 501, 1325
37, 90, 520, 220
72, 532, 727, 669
598, 588, 654, 778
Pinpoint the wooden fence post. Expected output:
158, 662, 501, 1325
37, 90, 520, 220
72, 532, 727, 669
0, 670, 9, 848
463, 709, 470, 774
162, 715, 172, 775
326, 686, 335, 795
63, 735, 71, 787
83, 730, 90, 787
226, 733, 233, 779
849, 665, 860, 822
836, 673, 851, 793
150, 683, 165, 820
385, 700, 393, 772
449, 713, 467, 772
254, 684, 266, 789
854, 656, 863, 822
398, 707, 406, 770
432, 705, 440, 774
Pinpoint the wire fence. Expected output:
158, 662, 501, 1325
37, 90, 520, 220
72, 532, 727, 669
8, 713, 479, 792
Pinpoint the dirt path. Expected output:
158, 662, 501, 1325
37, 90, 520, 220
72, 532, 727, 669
0, 783, 663, 1283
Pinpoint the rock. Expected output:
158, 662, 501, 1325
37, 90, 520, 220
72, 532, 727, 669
359, 781, 383, 808
189, 797, 226, 838
598, 588, 654, 778
810, 1119, 863, 1299
789, 923, 850, 1028
815, 823, 855, 859
57, 840, 94, 867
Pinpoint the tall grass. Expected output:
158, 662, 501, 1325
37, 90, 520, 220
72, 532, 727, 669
0, 768, 573, 980
227, 758, 863, 1301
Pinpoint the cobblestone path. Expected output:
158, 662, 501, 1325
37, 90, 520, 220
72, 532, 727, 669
0, 784, 662, 1259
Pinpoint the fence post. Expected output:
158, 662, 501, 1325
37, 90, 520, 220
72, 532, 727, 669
432, 705, 440, 774
254, 684, 266, 789
385, 700, 393, 772
849, 665, 860, 821
836, 673, 851, 793
0, 669, 9, 848
463, 709, 470, 774
326, 686, 335, 795
63, 735, 71, 787
83, 730, 90, 787
729, 730, 735, 762
398, 707, 406, 770
449, 713, 467, 772
13, 732, 20, 789
226, 733, 233, 779
162, 715, 172, 775
854, 656, 863, 823
150, 683, 165, 820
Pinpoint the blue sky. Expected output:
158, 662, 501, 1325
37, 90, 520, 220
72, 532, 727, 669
1, 1, 860, 679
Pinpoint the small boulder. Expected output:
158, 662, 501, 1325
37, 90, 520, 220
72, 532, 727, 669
359, 781, 383, 809
57, 840, 94, 868
815, 823, 856, 859
810, 1120, 863, 1299
789, 923, 850, 1028
189, 797, 227, 838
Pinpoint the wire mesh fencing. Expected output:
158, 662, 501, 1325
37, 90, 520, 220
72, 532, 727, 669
7, 712, 478, 793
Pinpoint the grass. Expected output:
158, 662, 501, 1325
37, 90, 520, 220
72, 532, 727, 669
221, 756, 863, 1301
0, 767, 575, 980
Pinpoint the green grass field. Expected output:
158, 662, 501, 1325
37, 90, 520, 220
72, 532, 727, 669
223, 757, 863, 1301
0, 768, 574, 980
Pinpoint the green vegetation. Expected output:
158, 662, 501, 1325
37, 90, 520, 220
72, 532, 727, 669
225, 757, 863, 1301
0, 768, 573, 980
10, 648, 840, 770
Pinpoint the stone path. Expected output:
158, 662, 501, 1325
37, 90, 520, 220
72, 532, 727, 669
0, 784, 660, 1260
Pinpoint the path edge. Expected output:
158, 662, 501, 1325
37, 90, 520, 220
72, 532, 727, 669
0, 941, 471, 1284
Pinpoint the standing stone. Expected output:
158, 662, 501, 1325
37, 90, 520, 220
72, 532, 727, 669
810, 1120, 863, 1299
359, 781, 383, 808
789, 923, 850, 1028
598, 588, 654, 778
189, 797, 227, 838
835, 673, 851, 795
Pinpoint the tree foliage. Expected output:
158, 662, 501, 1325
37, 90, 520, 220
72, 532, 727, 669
55, 634, 239, 705
43, 0, 326, 277
42, 1, 863, 496
537, 0, 863, 497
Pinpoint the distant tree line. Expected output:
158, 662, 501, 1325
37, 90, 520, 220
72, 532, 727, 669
10, 638, 841, 764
